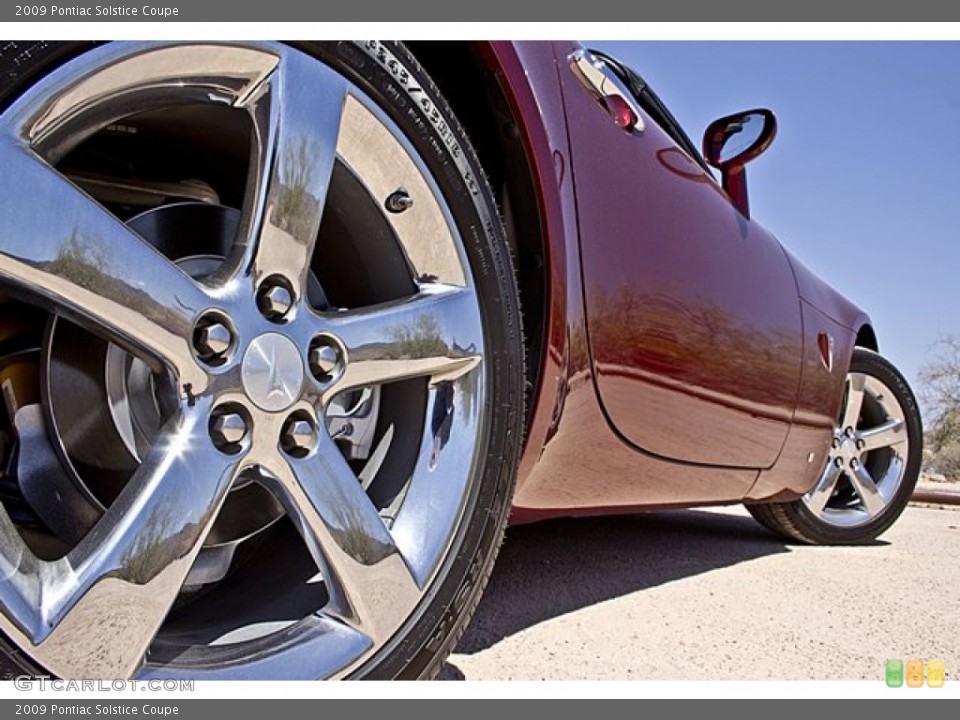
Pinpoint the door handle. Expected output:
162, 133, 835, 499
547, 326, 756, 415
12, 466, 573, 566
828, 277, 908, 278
569, 49, 645, 134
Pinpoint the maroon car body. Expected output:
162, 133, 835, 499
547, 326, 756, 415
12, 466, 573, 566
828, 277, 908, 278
432, 41, 870, 521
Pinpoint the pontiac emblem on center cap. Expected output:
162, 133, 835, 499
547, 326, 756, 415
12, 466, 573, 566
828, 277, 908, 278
241, 333, 304, 412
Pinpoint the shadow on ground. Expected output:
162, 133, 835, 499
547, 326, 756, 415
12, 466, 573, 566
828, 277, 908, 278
437, 508, 790, 678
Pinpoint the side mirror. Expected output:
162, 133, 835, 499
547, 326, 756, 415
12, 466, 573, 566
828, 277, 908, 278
702, 109, 776, 218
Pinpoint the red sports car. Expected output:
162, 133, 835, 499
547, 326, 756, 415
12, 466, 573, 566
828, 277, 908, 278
0, 41, 922, 679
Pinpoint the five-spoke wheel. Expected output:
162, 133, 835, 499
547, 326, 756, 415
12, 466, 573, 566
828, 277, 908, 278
0, 42, 523, 679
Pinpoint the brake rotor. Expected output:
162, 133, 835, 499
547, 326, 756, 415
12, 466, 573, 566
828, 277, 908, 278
42, 202, 285, 586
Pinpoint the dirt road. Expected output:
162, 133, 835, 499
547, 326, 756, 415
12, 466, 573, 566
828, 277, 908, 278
445, 502, 959, 681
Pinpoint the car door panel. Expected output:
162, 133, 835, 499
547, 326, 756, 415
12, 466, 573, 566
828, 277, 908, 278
559, 54, 803, 469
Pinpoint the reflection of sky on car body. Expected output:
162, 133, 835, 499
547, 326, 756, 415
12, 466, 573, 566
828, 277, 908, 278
591, 41, 960, 418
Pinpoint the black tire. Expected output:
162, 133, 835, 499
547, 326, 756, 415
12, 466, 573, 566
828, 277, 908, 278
0, 41, 524, 680
747, 348, 922, 545
743, 501, 785, 536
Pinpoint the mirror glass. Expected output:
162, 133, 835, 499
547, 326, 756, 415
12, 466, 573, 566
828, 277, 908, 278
717, 112, 765, 165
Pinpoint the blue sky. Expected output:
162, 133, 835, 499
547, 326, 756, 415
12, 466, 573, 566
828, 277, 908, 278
590, 41, 960, 410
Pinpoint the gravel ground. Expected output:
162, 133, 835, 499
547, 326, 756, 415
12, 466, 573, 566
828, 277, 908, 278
444, 500, 960, 681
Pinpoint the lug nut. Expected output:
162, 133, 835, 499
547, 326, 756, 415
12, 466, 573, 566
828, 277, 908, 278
309, 340, 342, 383
856, 438, 866, 451
849, 458, 860, 469
257, 280, 294, 322
281, 415, 317, 458
831, 437, 841, 449
385, 187, 414, 214
845, 426, 855, 438
210, 410, 248, 453
311, 345, 338, 376
194, 319, 233, 364
834, 457, 844, 469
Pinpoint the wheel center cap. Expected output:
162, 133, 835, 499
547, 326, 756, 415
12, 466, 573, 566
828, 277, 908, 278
242, 333, 304, 412
835, 435, 859, 463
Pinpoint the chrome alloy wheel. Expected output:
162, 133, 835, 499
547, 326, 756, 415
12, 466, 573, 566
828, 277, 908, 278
802, 371, 909, 527
0, 43, 492, 679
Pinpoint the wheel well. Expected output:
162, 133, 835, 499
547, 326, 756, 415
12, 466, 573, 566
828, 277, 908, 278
856, 324, 878, 352
405, 42, 547, 426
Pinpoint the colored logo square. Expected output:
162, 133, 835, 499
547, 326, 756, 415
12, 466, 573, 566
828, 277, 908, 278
927, 660, 945, 688
906, 659, 924, 687
886, 659, 904, 687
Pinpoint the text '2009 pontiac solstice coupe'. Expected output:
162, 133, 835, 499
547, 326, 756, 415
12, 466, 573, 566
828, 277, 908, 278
0, 41, 922, 679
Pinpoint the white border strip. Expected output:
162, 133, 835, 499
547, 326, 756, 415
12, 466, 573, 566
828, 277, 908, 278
4, 21, 960, 40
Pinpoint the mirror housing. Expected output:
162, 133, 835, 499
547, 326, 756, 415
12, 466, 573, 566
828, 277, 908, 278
703, 109, 777, 218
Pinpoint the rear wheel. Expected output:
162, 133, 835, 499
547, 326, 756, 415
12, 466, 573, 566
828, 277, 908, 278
747, 348, 922, 545
0, 41, 523, 679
